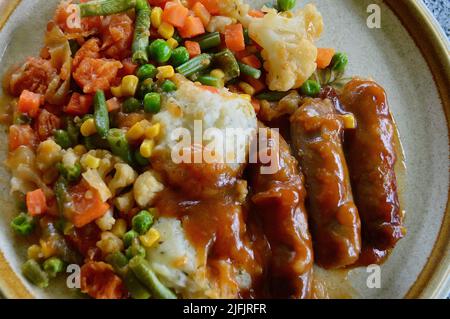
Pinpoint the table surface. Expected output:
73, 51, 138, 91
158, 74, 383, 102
423, 0, 449, 38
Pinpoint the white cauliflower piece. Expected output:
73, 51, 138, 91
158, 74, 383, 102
95, 208, 115, 231
248, 5, 323, 91
36, 139, 62, 172
82, 169, 112, 202
107, 163, 138, 196
133, 171, 164, 208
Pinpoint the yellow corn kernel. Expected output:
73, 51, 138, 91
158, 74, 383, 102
151, 6, 163, 28
83, 154, 101, 169
27, 245, 43, 260
166, 37, 179, 49
145, 123, 161, 139
80, 118, 97, 137
158, 22, 175, 40
157, 65, 175, 80
40, 239, 56, 259
140, 139, 155, 158
111, 85, 123, 98
342, 114, 356, 129
139, 228, 160, 248
126, 121, 145, 141
210, 69, 225, 79
240, 94, 251, 101
73, 144, 87, 156
111, 218, 127, 238
121, 75, 139, 97
238, 81, 256, 96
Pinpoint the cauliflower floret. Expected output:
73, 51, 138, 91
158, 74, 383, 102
248, 5, 323, 91
107, 163, 138, 196
95, 208, 115, 231
133, 171, 164, 208
82, 169, 112, 202
36, 139, 62, 172
114, 190, 135, 213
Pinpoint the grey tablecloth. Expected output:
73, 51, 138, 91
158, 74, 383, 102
423, 0, 450, 38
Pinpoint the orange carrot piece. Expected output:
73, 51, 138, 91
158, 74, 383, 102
240, 54, 261, 69
243, 76, 266, 94
248, 9, 264, 18
251, 98, 261, 113
18, 90, 43, 118
185, 41, 201, 57
26, 189, 48, 217
65, 93, 93, 116
106, 97, 121, 112
178, 16, 205, 38
316, 48, 336, 69
162, 2, 189, 28
224, 24, 245, 52
8, 124, 37, 151
199, 0, 219, 14
192, 2, 211, 26
201, 85, 219, 93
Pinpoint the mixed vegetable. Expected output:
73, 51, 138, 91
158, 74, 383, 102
3, 0, 349, 299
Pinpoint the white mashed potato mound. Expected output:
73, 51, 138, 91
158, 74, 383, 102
146, 217, 250, 298
151, 75, 257, 173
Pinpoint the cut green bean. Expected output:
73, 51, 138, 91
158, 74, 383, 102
66, 118, 80, 146
106, 252, 129, 274
277, 0, 296, 11
132, 0, 151, 64
11, 213, 35, 236
238, 61, 261, 79
126, 242, 146, 259
243, 28, 251, 45
43, 257, 64, 278
93, 90, 109, 138
213, 49, 240, 81
129, 256, 177, 299
255, 91, 290, 102
134, 149, 149, 166
54, 177, 69, 215
107, 128, 134, 164
195, 32, 221, 50
84, 134, 110, 150
79, 0, 136, 18
176, 54, 212, 78
22, 259, 49, 288
197, 75, 223, 88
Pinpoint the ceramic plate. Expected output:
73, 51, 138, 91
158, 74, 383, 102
0, 0, 448, 299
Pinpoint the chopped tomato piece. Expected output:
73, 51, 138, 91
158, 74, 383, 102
80, 262, 126, 299
8, 124, 37, 151
224, 24, 245, 52
35, 109, 61, 141
316, 48, 336, 69
73, 38, 101, 69
26, 189, 48, 217
18, 90, 43, 118
178, 16, 205, 38
65, 93, 93, 116
73, 58, 123, 94
185, 41, 201, 58
162, 2, 189, 28
120, 58, 138, 76
65, 223, 101, 258
101, 14, 134, 60
243, 75, 266, 94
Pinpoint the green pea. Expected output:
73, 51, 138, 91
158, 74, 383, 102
136, 64, 157, 80
43, 257, 64, 278
123, 97, 142, 113
123, 230, 139, 248
58, 162, 82, 182
161, 79, 177, 92
143, 92, 161, 114
170, 47, 190, 67
132, 210, 154, 235
134, 149, 149, 166
331, 52, 348, 72
11, 213, 35, 236
54, 130, 72, 149
126, 242, 146, 259
277, 0, 296, 11
300, 80, 321, 97
148, 39, 172, 64
137, 78, 156, 99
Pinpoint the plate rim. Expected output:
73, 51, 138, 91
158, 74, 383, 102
0, 0, 448, 299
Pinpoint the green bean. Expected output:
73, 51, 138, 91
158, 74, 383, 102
79, 0, 136, 18
58, 162, 81, 183
22, 259, 49, 288
238, 61, 261, 79
54, 130, 72, 149
43, 257, 64, 278
195, 32, 221, 50
66, 118, 80, 146
54, 177, 69, 215
300, 80, 321, 97
106, 252, 129, 274
243, 28, 251, 45
277, 0, 296, 11
197, 75, 223, 88
84, 134, 110, 150
213, 49, 240, 81
129, 256, 177, 299
126, 242, 146, 259
132, 0, 151, 64
10, 213, 35, 236
176, 54, 212, 78
93, 90, 109, 138
255, 91, 290, 102
107, 128, 134, 164
134, 149, 149, 166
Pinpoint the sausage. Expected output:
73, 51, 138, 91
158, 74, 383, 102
290, 99, 361, 269
340, 79, 404, 259
248, 126, 314, 299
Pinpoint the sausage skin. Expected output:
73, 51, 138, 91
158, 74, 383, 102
290, 99, 361, 269
248, 127, 314, 299
340, 79, 404, 261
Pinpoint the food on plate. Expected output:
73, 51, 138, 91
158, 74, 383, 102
0, 0, 404, 299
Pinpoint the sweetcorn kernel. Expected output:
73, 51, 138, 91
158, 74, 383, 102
166, 38, 179, 49
126, 121, 145, 141
238, 82, 256, 96
27, 245, 43, 260
139, 228, 160, 248
151, 7, 163, 28
82, 154, 101, 169
342, 114, 356, 129
158, 22, 175, 40
140, 139, 155, 158
111, 86, 123, 98
145, 123, 161, 139
210, 69, 225, 79
80, 118, 97, 137
73, 144, 87, 156
121, 75, 139, 97
240, 94, 252, 101
156, 65, 175, 80
111, 219, 127, 238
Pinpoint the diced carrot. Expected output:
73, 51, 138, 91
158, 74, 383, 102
188, 0, 219, 15
162, 2, 189, 28
251, 98, 261, 113
65, 93, 93, 116
224, 24, 245, 52
9, 125, 37, 151
26, 189, 48, 217
201, 85, 219, 93
240, 54, 261, 69
316, 48, 336, 69
106, 97, 121, 112
121, 58, 138, 76
248, 9, 264, 18
18, 90, 43, 118
185, 41, 201, 57
192, 2, 211, 26
178, 16, 205, 38
68, 182, 110, 228
243, 75, 266, 94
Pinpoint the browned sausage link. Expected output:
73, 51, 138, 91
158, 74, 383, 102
249, 127, 313, 299
340, 79, 404, 253
290, 99, 361, 269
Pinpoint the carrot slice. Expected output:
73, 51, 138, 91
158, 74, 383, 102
26, 189, 48, 217
248, 9, 264, 18
162, 2, 189, 28
240, 54, 261, 69
9, 124, 37, 151
185, 41, 201, 57
316, 48, 336, 69
224, 24, 245, 52
65, 93, 93, 116
192, 2, 211, 26
192, 0, 219, 15
178, 16, 205, 38
18, 90, 43, 118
